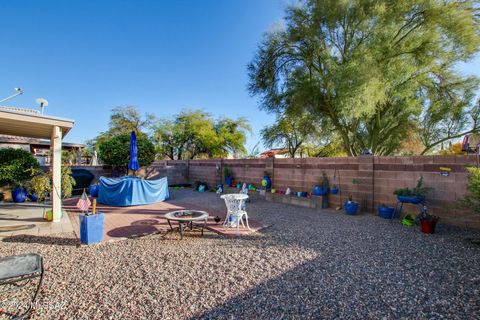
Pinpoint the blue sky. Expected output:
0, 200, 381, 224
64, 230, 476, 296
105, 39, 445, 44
0, 0, 479, 151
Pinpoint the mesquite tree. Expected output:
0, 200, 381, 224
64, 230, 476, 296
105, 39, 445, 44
248, 0, 480, 155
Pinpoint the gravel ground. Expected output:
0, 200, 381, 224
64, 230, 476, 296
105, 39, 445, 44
1, 189, 480, 319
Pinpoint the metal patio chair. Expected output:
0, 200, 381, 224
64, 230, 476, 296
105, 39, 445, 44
0, 253, 44, 319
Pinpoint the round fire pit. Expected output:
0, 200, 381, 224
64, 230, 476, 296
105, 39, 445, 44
164, 210, 209, 239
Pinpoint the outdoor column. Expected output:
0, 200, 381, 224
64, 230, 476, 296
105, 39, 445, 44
51, 126, 62, 222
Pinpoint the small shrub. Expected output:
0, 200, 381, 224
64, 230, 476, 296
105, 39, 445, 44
0, 148, 40, 185
394, 176, 431, 197
28, 166, 76, 201
459, 167, 480, 214
30, 174, 51, 201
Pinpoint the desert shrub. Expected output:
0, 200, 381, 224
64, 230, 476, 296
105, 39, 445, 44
459, 167, 480, 214
0, 148, 39, 185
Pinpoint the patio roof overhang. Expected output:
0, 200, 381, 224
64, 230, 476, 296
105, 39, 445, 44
0, 108, 75, 222
0, 108, 73, 139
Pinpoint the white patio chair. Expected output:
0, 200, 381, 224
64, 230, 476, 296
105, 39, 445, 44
220, 194, 251, 230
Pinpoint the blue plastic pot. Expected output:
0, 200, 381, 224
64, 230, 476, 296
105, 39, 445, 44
330, 187, 339, 195
225, 176, 233, 186
396, 195, 424, 204
344, 201, 359, 215
312, 185, 329, 196
12, 187, 27, 203
261, 176, 271, 189
79, 213, 105, 245
89, 184, 99, 198
28, 193, 38, 202
378, 206, 395, 219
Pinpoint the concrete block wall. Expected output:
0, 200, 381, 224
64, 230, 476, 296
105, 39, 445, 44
144, 155, 480, 229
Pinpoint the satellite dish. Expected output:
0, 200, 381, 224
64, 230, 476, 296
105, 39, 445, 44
36, 98, 49, 106
36, 98, 49, 114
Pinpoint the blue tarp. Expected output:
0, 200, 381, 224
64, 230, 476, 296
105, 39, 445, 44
98, 176, 169, 207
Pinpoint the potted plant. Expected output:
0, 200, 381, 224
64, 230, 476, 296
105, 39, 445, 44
344, 195, 359, 215
11, 182, 27, 203
330, 185, 339, 194
394, 176, 430, 204
89, 184, 99, 197
224, 167, 233, 186
194, 181, 208, 192
313, 172, 329, 196
378, 204, 395, 219
29, 174, 51, 202
261, 171, 271, 189
418, 205, 439, 234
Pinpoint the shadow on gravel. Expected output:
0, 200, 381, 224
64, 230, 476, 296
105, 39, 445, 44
191, 256, 394, 320
1, 234, 79, 246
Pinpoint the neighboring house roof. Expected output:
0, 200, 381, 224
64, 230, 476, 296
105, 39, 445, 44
260, 148, 289, 158
0, 134, 84, 148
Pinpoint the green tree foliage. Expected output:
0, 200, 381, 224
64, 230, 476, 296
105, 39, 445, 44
89, 106, 155, 148
460, 167, 480, 214
248, 0, 480, 156
29, 166, 76, 200
153, 110, 251, 159
261, 112, 318, 157
0, 148, 40, 185
97, 134, 156, 169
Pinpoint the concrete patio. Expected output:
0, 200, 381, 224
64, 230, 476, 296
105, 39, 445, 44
0, 202, 72, 238
63, 192, 268, 242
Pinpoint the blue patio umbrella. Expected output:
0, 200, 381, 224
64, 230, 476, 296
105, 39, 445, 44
129, 130, 140, 173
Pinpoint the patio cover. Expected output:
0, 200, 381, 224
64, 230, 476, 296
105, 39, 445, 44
0, 107, 74, 222
98, 176, 169, 206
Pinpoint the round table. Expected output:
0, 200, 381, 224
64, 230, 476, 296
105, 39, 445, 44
164, 210, 209, 239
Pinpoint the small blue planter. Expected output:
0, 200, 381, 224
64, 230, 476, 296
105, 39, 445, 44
225, 176, 233, 186
397, 195, 424, 204
330, 187, 339, 195
344, 201, 359, 215
12, 187, 27, 203
79, 213, 105, 245
89, 184, 99, 198
262, 176, 271, 189
378, 206, 395, 219
312, 185, 329, 196
28, 193, 38, 202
